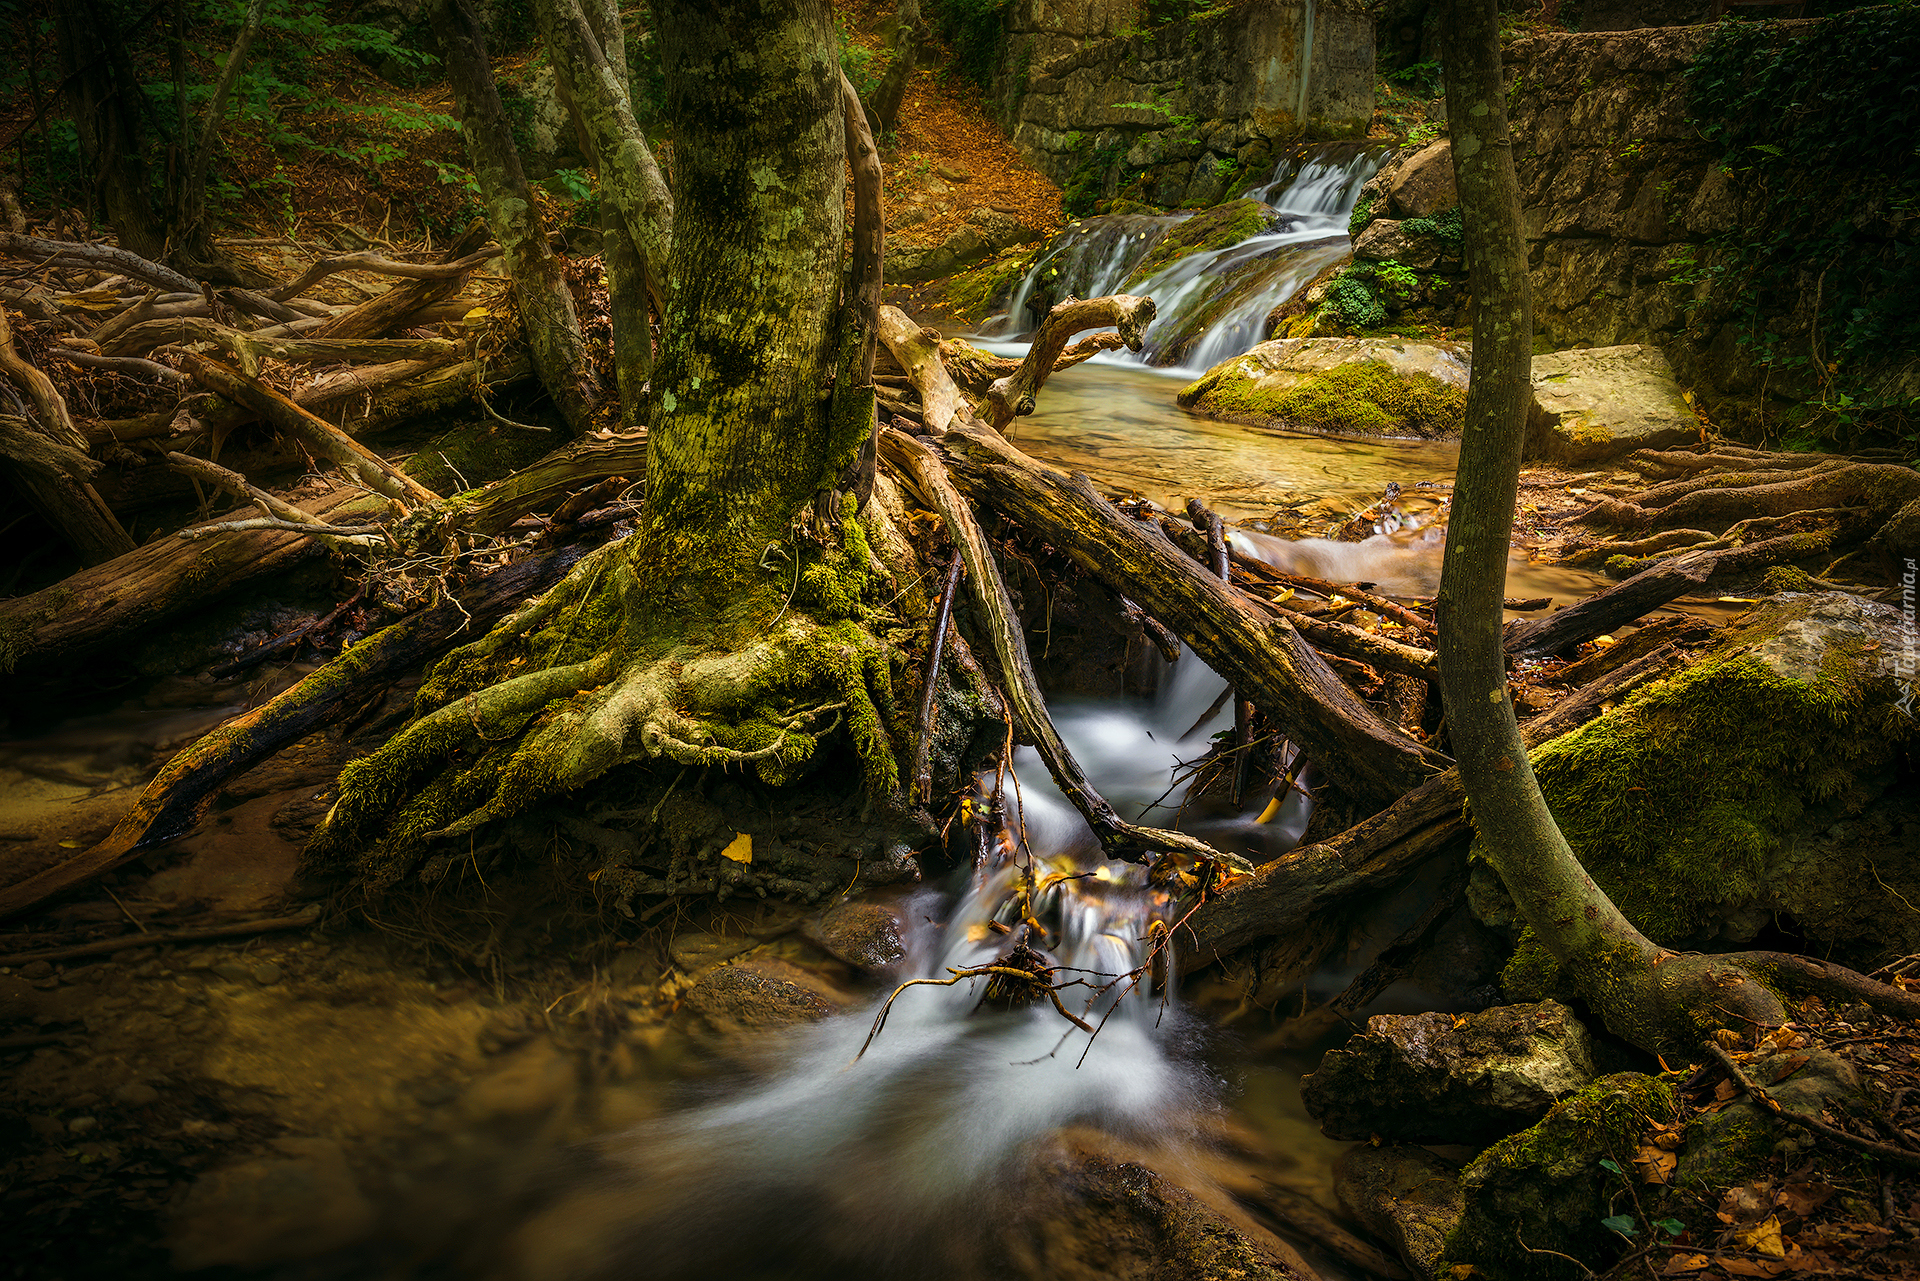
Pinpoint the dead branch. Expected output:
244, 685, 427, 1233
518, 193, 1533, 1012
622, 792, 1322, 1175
982, 294, 1156, 432
876, 304, 961, 434
0, 231, 199, 294
268, 247, 502, 301
0, 906, 321, 966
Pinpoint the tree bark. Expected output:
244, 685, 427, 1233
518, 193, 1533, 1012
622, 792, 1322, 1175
432, 0, 599, 435
864, 0, 922, 139
634, 0, 852, 618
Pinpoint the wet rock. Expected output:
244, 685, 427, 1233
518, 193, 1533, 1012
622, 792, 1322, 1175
250, 962, 282, 986
666, 931, 756, 976
1352, 216, 1451, 271
1385, 140, 1456, 218
1302, 1001, 1597, 1145
210, 961, 252, 983
1524, 345, 1699, 464
460, 1038, 576, 1125
112, 1080, 160, 1107
168, 1137, 375, 1271
1438, 1073, 1678, 1281
804, 901, 906, 971
1009, 1144, 1314, 1280
1179, 337, 1470, 440
21, 960, 52, 980
67, 1115, 98, 1133
1335, 1144, 1463, 1276
680, 957, 843, 1033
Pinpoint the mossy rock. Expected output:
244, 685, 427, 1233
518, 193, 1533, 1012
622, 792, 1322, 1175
913, 246, 1039, 324
1438, 1073, 1679, 1281
1122, 197, 1288, 284
1178, 337, 1470, 439
1493, 591, 1919, 996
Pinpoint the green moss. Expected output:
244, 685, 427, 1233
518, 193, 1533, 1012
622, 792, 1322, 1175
1401, 203, 1463, 244
1124, 198, 1281, 282
1347, 192, 1375, 238
1528, 604, 1912, 949
1193, 359, 1467, 439
403, 417, 553, 493
1324, 273, 1387, 330
1761, 565, 1816, 593
1440, 1073, 1679, 1281
934, 250, 1036, 323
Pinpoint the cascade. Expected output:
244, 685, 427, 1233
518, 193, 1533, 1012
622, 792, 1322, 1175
989, 145, 1386, 371
579, 653, 1314, 1276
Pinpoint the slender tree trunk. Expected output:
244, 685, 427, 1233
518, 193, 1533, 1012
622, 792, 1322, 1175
432, 0, 599, 436
631, 0, 849, 625
56, 0, 168, 258
866, 0, 922, 140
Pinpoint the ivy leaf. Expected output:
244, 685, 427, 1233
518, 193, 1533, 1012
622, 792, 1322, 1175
1654, 1218, 1687, 1238
1597, 1159, 1623, 1175
1600, 1215, 1639, 1236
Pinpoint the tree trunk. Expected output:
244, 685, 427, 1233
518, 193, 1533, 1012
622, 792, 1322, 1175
1433, 0, 1780, 1053
633, 0, 852, 620
865, 0, 922, 140
55, 0, 168, 259
432, 0, 599, 436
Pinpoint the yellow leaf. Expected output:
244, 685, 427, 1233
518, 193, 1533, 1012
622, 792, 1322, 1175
1269, 587, 1295, 604
58, 840, 82, 848
720, 832, 752, 864
1735, 1214, 1785, 1258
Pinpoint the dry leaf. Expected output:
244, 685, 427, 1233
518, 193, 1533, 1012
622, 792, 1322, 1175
1736, 1214, 1786, 1258
1661, 1254, 1710, 1275
1633, 1144, 1677, 1183
1766, 1053, 1811, 1085
720, 832, 752, 864
1713, 1077, 1740, 1102
1777, 1181, 1837, 1218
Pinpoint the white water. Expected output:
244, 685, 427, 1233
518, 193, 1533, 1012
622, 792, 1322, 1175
556, 652, 1313, 1279
989, 146, 1386, 374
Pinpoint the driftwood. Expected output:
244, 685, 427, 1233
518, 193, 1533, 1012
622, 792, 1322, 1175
0, 231, 199, 294
0, 906, 322, 967
0, 487, 379, 676
881, 427, 1236, 868
876, 305, 961, 435
180, 353, 440, 507
0, 550, 582, 921
981, 294, 1156, 432
312, 223, 493, 340
938, 422, 1450, 808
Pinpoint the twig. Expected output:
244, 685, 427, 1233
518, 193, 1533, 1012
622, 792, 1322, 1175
0, 906, 321, 967
1703, 1039, 1920, 1169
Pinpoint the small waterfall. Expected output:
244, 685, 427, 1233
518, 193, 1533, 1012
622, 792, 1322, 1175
572, 656, 1314, 1277
987, 146, 1386, 372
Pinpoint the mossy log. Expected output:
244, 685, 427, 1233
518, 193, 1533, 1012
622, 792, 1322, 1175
0, 549, 582, 920
936, 420, 1450, 808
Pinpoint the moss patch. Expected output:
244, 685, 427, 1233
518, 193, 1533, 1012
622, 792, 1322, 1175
1188, 358, 1466, 438
1124, 198, 1284, 282
1521, 596, 1914, 958
1439, 1073, 1679, 1281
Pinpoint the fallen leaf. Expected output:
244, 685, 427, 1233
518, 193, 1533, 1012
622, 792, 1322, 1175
1633, 1145, 1677, 1183
1720, 1259, 1787, 1278
1714, 1077, 1740, 1102
1766, 1053, 1810, 1085
1777, 1181, 1836, 1218
1661, 1254, 1710, 1275
1736, 1214, 1786, 1258
720, 832, 752, 864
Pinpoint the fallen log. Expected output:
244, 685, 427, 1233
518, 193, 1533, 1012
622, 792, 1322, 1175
0, 550, 583, 921
0, 231, 200, 294
269, 248, 501, 301
937, 422, 1449, 809
180, 353, 440, 507
881, 426, 1237, 869
876, 304, 961, 435
311, 223, 494, 340
0, 487, 378, 678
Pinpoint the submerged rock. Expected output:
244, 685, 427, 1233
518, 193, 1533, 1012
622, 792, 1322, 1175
1525, 344, 1700, 463
803, 900, 906, 971
1438, 1073, 1680, 1281
679, 956, 845, 1033
1334, 1144, 1463, 1276
1123, 197, 1291, 282
168, 1137, 376, 1271
1302, 1001, 1598, 1145
1493, 590, 1920, 989
1178, 337, 1470, 439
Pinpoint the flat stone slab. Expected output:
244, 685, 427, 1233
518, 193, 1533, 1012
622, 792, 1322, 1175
1526, 344, 1699, 464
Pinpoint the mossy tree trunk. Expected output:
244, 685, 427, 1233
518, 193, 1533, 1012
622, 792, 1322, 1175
304, 0, 903, 894
433, 0, 600, 436
1434, 0, 1782, 1054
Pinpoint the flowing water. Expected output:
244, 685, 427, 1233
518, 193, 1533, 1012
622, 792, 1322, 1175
994, 146, 1386, 370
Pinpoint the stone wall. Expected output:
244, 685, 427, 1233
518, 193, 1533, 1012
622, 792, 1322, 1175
992, 0, 1375, 212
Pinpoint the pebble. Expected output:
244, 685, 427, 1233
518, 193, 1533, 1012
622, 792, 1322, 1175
68, 1116, 98, 1134
21, 961, 52, 980
210, 962, 252, 983
113, 1081, 160, 1107
251, 963, 283, 986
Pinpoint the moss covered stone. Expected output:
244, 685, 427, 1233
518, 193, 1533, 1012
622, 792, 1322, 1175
1122, 197, 1288, 283
1178, 337, 1470, 439
1496, 591, 1918, 979
1438, 1073, 1679, 1281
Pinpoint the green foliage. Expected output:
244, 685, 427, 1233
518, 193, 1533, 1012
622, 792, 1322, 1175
1062, 139, 1130, 217
836, 17, 881, 97
1325, 273, 1388, 329
927, 0, 1013, 90
1347, 193, 1375, 238
1390, 58, 1444, 98
1401, 203, 1463, 244
1683, 5, 1920, 448
1403, 119, 1445, 147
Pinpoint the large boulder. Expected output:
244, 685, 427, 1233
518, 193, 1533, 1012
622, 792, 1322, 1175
1302, 1001, 1598, 1145
1334, 1144, 1464, 1277
1525, 345, 1700, 464
1123, 197, 1291, 282
1492, 591, 1920, 994
1178, 337, 1470, 439
1386, 140, 1457, 218
1438, 1073, 1680, 1281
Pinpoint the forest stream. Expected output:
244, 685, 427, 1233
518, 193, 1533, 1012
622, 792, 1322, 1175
1, 353, 1621, 1280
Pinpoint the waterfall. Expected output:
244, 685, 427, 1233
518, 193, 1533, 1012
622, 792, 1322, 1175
986, 145, 1386, 372
564, 656, 1314, 1278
